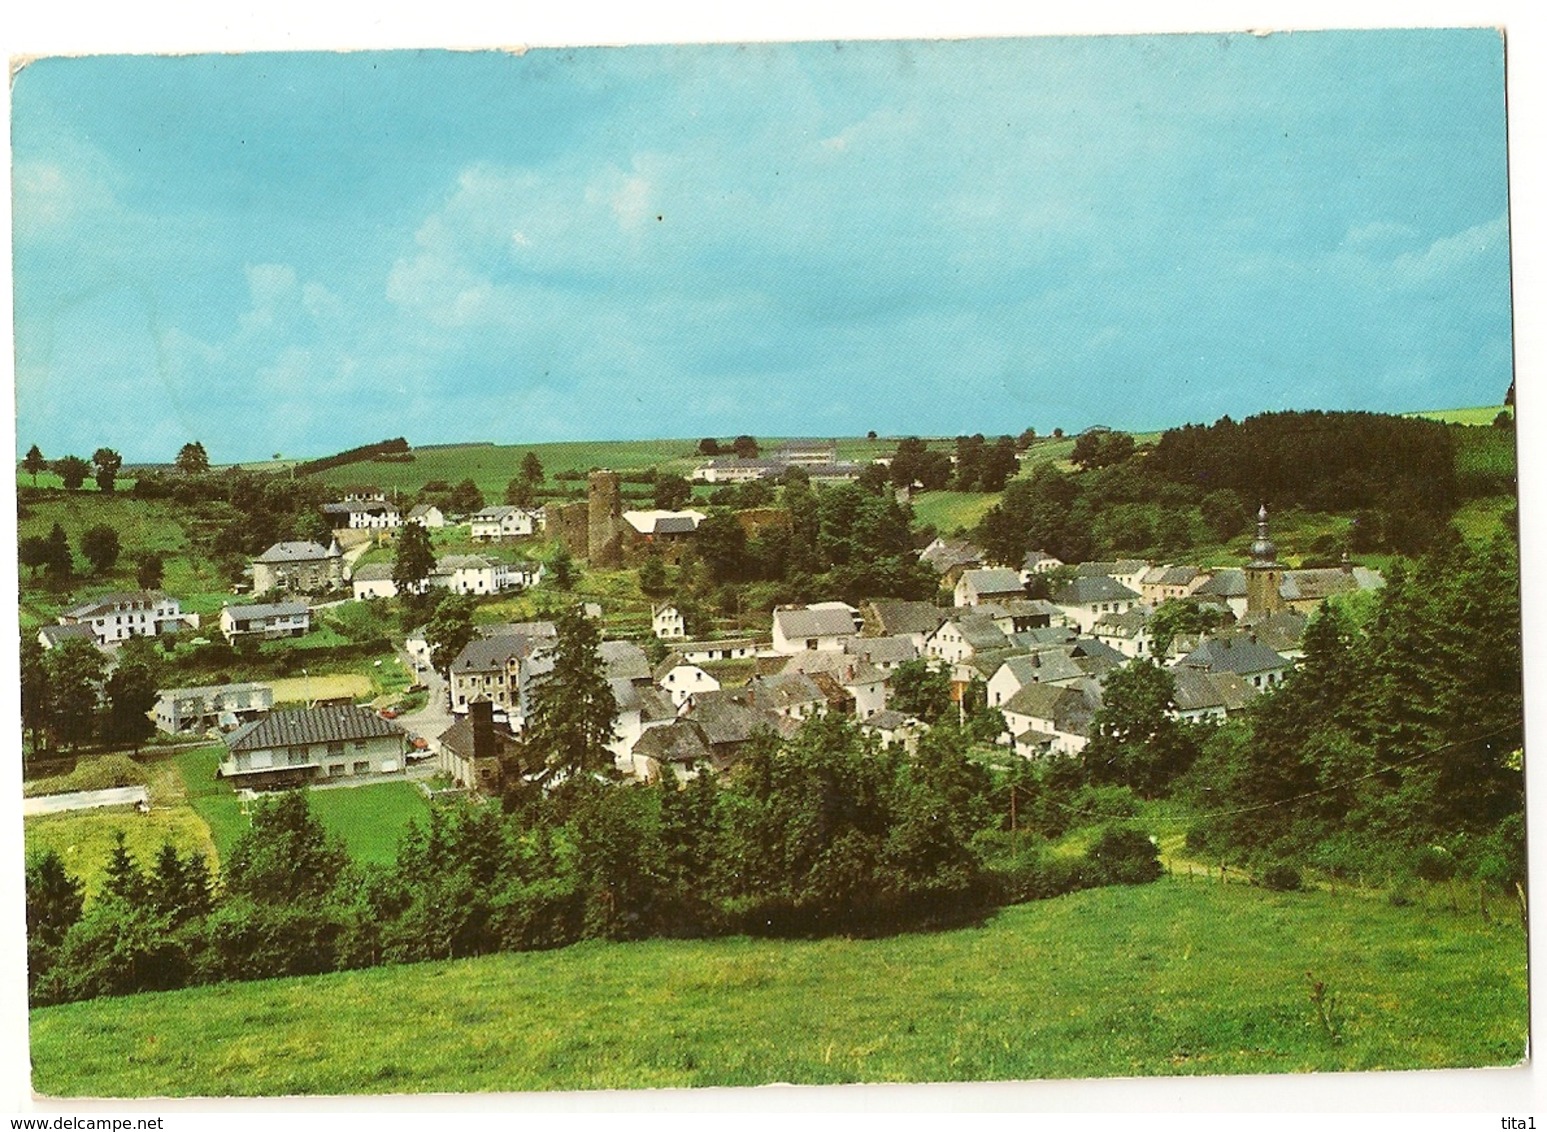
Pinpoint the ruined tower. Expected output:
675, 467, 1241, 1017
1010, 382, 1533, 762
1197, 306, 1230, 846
587, 469, 625, 568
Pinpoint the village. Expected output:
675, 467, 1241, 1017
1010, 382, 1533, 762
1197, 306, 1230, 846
26, 439, 1386, 811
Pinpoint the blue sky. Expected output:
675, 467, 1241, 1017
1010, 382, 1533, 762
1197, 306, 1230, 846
11, 30, 1512, 464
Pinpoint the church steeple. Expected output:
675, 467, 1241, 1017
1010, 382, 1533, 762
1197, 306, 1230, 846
1249, 504, 1281, 568
1244, 503, 1285, 614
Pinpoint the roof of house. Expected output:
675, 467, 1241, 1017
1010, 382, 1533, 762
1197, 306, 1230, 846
61, 591, 173, 619
779, 651, 886, 686
1177, 635, 1290, 676
436, 713, 518, 760
1234, 609, 1309, 654
450, 635, 528, 674
254, 541, 341, 564
958, 567, 1025, 596
861, 709, 918, 733
323, 500, 398, 514
435, 554, 498, 572
622, 509, 706, 535
1171, 668, 1257, 714
745, 672, 828, 711
1093, 608, 1152, 637
678, 637, 759, 653
844, 635, 918, 665
471, 506, 521, 521
1279, 566, 1385, 603
681, 691, 777, 747
1053, 576, 1142, 605
919, 537, 983, 573
157, 681, 270, 700
632, 719, 714, 765
862, 599, 949, 637
1022, 549, 1063, 571
1194, 568, 1247, 598
950, 614, 1012, 652
38, 622, 100, 646
351, 563, 395, 582
1071, 559, 1149, 579
226, 705, 401, 752
1002, 682, 1097, 736
1141, 565, 1203, 588
223, 601, 309, 620
406, 503, 442, 519
773, 606, 858, 640
479, 620, 558, 641
978, 598, 1060, 621
599, 640, 652, 683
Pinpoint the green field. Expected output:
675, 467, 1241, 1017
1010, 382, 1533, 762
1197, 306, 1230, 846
27, 879, 1525, 1096
909, 491, 1004, 536
306, 782, 430, 866
1406, 404, 1512, 426
23, 808, 217, 903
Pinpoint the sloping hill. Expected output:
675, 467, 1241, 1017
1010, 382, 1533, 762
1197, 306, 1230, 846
29, 880, 1525, 1097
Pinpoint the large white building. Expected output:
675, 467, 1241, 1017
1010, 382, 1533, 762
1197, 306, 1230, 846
57, 591, 196, 646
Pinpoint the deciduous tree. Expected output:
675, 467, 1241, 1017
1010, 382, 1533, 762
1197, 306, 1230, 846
80, 525, 121, 575
53, 455, 91, 492
176, 441, 210, 475
392, 521, 435, 596
92, 448, 123, 493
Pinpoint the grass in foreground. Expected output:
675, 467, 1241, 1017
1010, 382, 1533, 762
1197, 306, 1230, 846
28, 879, 1525, 1096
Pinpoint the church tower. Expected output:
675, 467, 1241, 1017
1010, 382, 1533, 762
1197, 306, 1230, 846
1244, 504, 1286, 615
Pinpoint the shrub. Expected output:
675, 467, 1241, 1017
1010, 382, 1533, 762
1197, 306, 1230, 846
1084, 826, 1163, 886
1259, 862, 1303, 892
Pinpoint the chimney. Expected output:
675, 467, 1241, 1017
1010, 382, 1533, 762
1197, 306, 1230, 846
470, 698, 497, 761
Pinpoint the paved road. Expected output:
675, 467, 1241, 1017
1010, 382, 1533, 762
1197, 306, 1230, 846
397, 649, 453, 752
23, 785, 150, 817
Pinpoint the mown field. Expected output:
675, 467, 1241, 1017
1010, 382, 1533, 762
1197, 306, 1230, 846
27, 879, 1526, 1096
24, 746, 431, 889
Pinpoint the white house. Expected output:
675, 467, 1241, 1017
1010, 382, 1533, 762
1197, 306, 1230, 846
322, 499, 401, 530
1169, 668, 1257, 724
155, 682, 273, 734
1051, 576, 1142, 634
220, 601, 310, 643
678, 638, 758, 664
780, 652, 890, 719
652, 604, 686, 640
404, 503, 447, 529
924, 613, 1009, 665
351, 563, 398, 601
954, 567, 1026, 607
220, 705, 405, 788
771, 604, 859, 654
431, 554, 514, 596
1092, 608, 1154, 659
1001, 682, 1098, 757
1175, 635, 1291, 690
57, 591, 196, 646
654, 654, 721, 708
470, 506, 539, 541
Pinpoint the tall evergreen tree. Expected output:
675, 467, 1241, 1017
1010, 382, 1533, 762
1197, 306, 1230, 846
176, 441, 210, 475
22, 444, 46, 486
392, 521, 436, 596
102, 659, 158, 749
523, 604, 618, 784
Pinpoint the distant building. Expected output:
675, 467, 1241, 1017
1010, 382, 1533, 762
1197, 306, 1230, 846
351, 562, 398, 601
771, 604, 860, 654
156, 682, 273, 735
322, 499, 401, 530
57, 591, 194, 646
220, 601, 310, 643
404, 503, 447, 529
437, 699, 515, 793
652, 604, 686, 639
251, 540, 345, 597
470, 506, 541, 541
220, 705, 405, 788
954, 567, 1027, 608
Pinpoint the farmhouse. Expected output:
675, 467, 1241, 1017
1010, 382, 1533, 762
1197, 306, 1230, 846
220, 705, 405, 788
652, 604, 686, 639
954, 567, 1026, 607
57, 591, 195, 646
1092, 608, 1154, 659
1001, 681, 1099, 757
1139, 565, 1211, 605
404, 503, 447, 529
432, 554, 516, 596
470, 506, 541, 541
351, 562, 398, 601
155, 681, 273, 734
322, 498, 401, 530
771, 603, 860, 654
220, 601, 310, 642
252, 540, 345, 597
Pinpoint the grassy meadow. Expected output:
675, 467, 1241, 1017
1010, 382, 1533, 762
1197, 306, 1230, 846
28, 879, 1526, 1096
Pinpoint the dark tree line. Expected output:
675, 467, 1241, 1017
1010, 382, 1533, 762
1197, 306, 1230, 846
21, 636, 157, 755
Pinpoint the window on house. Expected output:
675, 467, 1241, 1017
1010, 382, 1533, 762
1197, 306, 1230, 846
353, 761, 369, 775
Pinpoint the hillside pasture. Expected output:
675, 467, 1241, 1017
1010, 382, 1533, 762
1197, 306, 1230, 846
27, 879, 1525, 1096
23, 807, 217, 904
1406, 404, 1511, 426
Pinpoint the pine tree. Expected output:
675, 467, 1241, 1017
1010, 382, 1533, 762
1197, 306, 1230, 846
392, 521, 435, 596
523, 605, 618, 785
101, 831, 148, 907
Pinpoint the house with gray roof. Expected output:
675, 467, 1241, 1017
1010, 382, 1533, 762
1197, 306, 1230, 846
1092, 607, 1155, 658
954, 567, 1026, 608
924, 612, 1010, 665
1071, 559, 1150, 591
351, 562, 398, 601
1193, 568, 1249, 618
1002, 681, 1100, 757
252, 540, 345, 597
448, 629, 555, 723
843, 634, 918, 670
860, 599, 949, 650
220, 705, 405, 788
58, 590, 194, 646
771, 604, 859, 654
220, 601, 310, 643
1169, 669, 1257, 723
1176, 634, 1291, 690
470, 506, 540, 541
37, 622, 103, 651
1139, 565, 1211, 605
1052, 576, 1142, 633
156, 681, 273, 734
